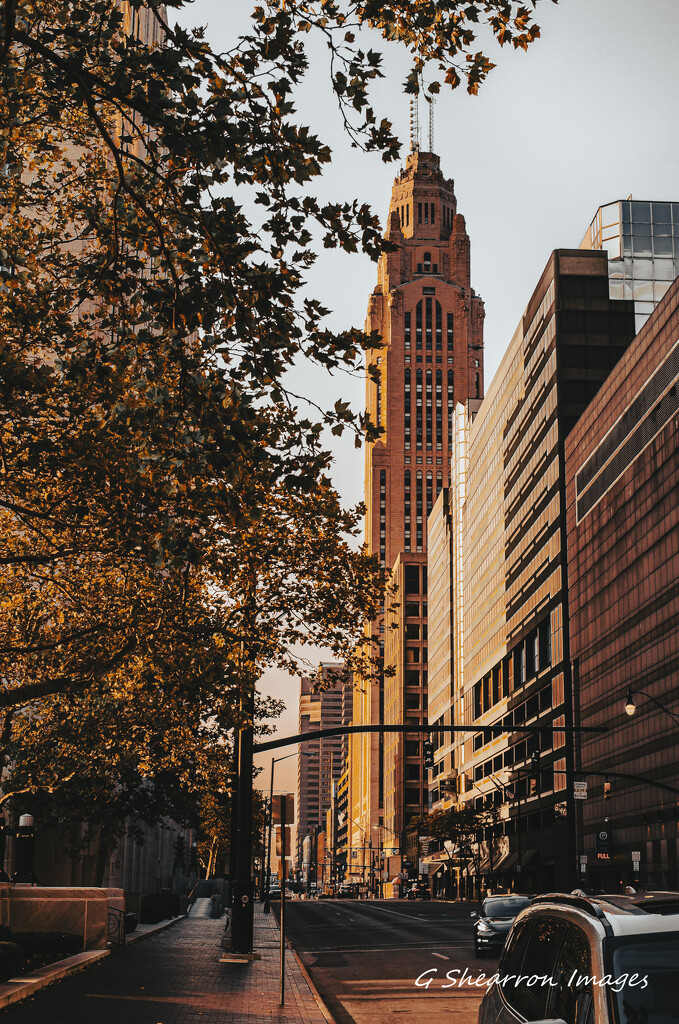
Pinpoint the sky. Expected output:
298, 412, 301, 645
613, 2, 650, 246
176, 0, 679, 796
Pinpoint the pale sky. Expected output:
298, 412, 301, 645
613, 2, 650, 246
176, 0, 679, 795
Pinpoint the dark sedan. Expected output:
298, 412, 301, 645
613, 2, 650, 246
472, 894, 532, 955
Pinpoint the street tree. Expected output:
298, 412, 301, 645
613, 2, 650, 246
0, 0, 553, 841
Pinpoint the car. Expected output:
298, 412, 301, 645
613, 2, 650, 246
268, 883, 282, 900
472, 894, 532, 956
478, 890, 679, 1024
406, 881, 432, 900
338, 883, 359, 899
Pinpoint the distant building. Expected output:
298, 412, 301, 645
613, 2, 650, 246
296, 663, 350, 869
566, 274, 679, 890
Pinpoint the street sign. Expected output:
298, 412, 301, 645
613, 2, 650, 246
574, 780, 588, 800
596, 828, 611, 859
580, 855, 588, 865
633, 861, 640, 872
632, 851, 641, 861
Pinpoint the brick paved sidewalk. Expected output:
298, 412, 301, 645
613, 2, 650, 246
0, 899, 330, 1024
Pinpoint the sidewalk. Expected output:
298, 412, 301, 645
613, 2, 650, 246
0, 899, 332, 1023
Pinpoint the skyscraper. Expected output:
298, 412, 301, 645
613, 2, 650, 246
350, 146, 485, 863
297, 664, 351, 871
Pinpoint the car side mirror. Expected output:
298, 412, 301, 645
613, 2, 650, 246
470, 911, 478, 919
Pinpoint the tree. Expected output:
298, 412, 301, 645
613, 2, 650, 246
0, 0, 552, 838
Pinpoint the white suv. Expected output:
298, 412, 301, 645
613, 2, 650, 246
478, 891, 678, 1024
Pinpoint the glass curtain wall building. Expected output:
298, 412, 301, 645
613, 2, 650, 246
581, 200, 679, 333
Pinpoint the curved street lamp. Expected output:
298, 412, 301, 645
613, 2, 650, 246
623, 689, 679, 727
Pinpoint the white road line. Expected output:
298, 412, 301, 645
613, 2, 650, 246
431, 952, 450, 960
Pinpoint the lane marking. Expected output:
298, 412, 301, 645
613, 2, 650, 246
431, 952, 450, 960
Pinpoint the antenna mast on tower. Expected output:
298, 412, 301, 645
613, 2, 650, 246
409, 93, 419, 152
427, 94, 435, 152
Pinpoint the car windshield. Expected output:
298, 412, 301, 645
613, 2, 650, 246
482, 898, 531, 918
606, 932, 678, 1024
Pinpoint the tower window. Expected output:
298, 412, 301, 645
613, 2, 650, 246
404, 368, 411, 450
435, 301, 442, 350
416, 368, 423, 450
423, 251, 432, 273
424, 203, 429, 225
436, 471, 443, 498
447, 312, 454, 352
475, 373, 480, 399
404, 471, 411, 551
425, 297, 432, 351
426, 368, 432, 451
404, 311, 411, 351
416, 301, 422, 351
447, 369, 454, 448
406, 205, 409, 226
435, 369, 442, 450
418, 203, 422, 225
431, 205, 435, 225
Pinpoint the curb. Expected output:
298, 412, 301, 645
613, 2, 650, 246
287, 941, 338, 1024
0, 949, 110, 1011
126, 913, 188, 946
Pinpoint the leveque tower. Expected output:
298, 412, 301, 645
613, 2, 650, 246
348, 146, 485, 876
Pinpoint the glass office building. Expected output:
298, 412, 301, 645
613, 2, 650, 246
581, 200, 679, 333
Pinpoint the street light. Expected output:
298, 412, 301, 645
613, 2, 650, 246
623, 689, 679, 727
263, 751, 311, 914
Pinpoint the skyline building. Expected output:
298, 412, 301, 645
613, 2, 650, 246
296, 663, 351, 869
350, 146, 485, 868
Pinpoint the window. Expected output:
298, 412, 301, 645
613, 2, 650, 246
539, 618, 552, 668
426, 369, 433, 450
548, 924, 592, 1024
435, 301, 442, 350
447, 369, 454, 448
447, 312, 454, 352
505, 919, 564, 1021
404, 470, 411, 551
418, 202, 422, 225
423, 251, 432, 272
404, 311, 411, 350
426, 471, 433, 517
425, 297, 433, 351
405, 603, 419, 617
424, 203, 429, 225
416, 301, 423, 351
404, 368, 411, 449
416, 367, 423, 449
405, 740, 420, 757
404, 564, 419, 594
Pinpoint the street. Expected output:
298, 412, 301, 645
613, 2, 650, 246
278, 899, 498, 1024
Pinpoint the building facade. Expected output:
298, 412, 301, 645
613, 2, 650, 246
297, 663, 350, 868
351, 146, 485, 868
428, 249, 636, 895
566, 274, 679, 890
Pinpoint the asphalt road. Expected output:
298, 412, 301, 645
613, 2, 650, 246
277, 898, 500, 1024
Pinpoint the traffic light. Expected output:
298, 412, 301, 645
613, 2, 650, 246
604, 779, 611, 800
423, 740, 435, 770
530, 750, 540, 771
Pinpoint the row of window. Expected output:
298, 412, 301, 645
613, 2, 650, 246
396, 203, 456, 231
404, 367, 454, 452
404, 301, 454, 353
404, 470, 443, 551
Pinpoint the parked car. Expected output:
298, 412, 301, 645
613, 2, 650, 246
338, 883, 359, 899
268, 883, 282, 900
472, 894, 532, 956
406, 881, 431, 900
478, 890, 679, 1024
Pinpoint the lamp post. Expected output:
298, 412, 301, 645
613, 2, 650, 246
624, 690, 679, 727
263, 750, 310, 914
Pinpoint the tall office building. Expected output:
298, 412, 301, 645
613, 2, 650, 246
297, 664, 351, 869
350, 146, 484, 864
426, 248, 637, 895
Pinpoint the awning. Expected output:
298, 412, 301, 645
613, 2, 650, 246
520, 849, 538, 867
430, 862, 446, 875
496, 852, 519, 872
